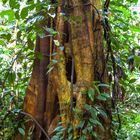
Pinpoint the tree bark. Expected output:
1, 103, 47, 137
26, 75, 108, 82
15, 0, 113, 139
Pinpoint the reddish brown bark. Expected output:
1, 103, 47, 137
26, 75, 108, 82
15, 0, 113, 140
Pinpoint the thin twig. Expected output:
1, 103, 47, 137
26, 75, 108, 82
20, 111, 51, 140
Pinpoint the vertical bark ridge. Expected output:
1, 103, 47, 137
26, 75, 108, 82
45, 4, 71, 135
55, 5, 71, 124
23, 33, 50, 139
33, 37, 50, 139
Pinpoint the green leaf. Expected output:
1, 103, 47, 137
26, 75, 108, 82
2, 0, 8, 4
87, 88, 95, 101
15, 10, 20, 19
92, 120, 104, 131
18, 128, 25, 136
78, 121, 85, 129
97, 108, 107, 118
93, 84, 100, 94
130, 26, 140, 33
91, 131, 98, 138
98, 83, 110, 87
0, 39, 6, 46
38, 32, 46, 38
134, 55, 140, 63
87, 125, 93, 132
134, 0, 138, 3
90, 107, 98, 119
68, 126, 73, 133
101, 93, 110, 98
2, 33, 12, 41
8, 72, 16, 84
97, 95, 106, 101
79, 135, 87, 140
0, 9, 15, 22
54, 40, 60, 46
89, 118, 95, 124
52, 59, 58, 64
17, 31, 21, 40
97, 93, 110, 101
20, 7, 28, 19
82, 128, 87, 135
54, 126, 64, 132
13, 108, 22, 113
9, 0, 20, 9
45, 28, 58, 36
84, 104, 98, 119
27, 38, 34, 49
84, 104, 92, 111
129, 79, 137, 83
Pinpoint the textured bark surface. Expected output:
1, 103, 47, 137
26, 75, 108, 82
16, 0, 113, 140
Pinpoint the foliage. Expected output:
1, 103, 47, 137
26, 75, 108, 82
0, 0, 35, 139
52, 84, 110, 140
0, 0, 140, 139
110, 0, 140, 139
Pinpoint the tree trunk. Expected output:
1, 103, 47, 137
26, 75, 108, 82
15, 0, 113, 139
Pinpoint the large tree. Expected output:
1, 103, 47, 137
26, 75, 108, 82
15, 0, 112, 139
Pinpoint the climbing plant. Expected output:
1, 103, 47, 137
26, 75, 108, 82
0, 0, 140, 139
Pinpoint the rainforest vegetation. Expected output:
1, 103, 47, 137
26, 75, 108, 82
0, 0, 140, 140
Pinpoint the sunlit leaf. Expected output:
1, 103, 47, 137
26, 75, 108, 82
54, 40, 60, 46
18, 128, 25, 136
0, 9, 15, 22
130, 26, 140, 33
98, 84, 110, 87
